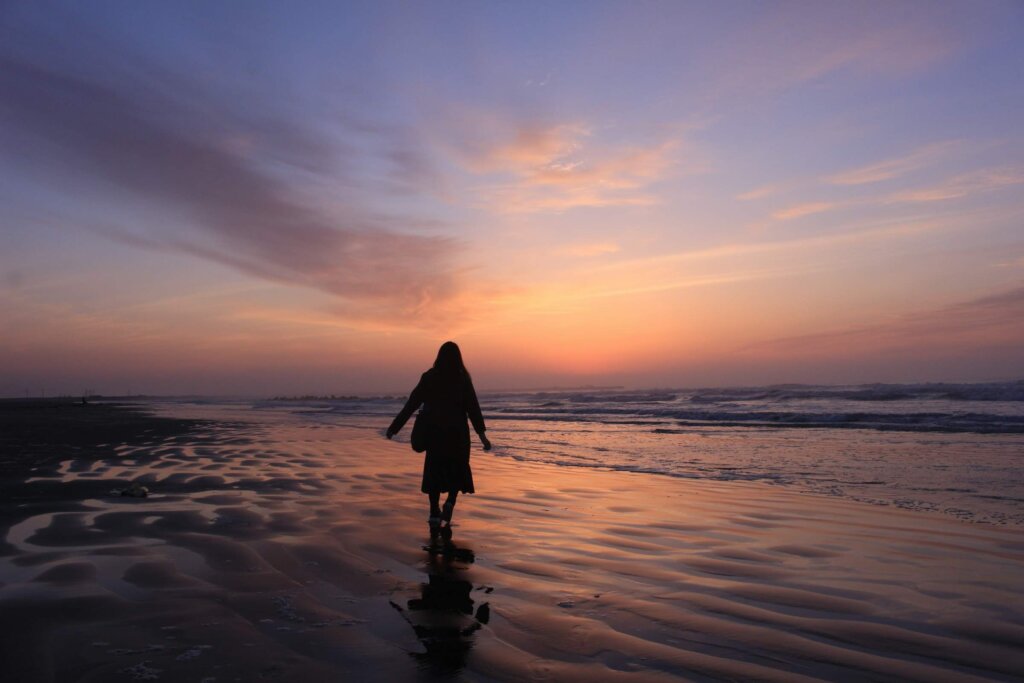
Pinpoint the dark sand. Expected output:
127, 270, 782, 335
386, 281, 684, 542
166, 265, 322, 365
0, 401, 1022, 681
0, 400, 207, 557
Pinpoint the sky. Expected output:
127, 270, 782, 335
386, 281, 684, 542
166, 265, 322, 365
2, 1, 1024, 396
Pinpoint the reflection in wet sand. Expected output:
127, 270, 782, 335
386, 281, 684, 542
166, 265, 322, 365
390, 539, 491, 673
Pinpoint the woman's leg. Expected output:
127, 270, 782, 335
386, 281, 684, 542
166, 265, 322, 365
441, 490, 459, 522
428, 491, 441, 519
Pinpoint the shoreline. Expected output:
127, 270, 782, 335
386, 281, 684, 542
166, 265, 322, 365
0, 404, 1021, 681
191, 392, 1024, 527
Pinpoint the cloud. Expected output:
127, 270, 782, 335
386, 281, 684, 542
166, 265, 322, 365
886, 167, 1024, 204
758, 157, 1020, 226
440, 115, 682, 212
523, 217, 947, 318
559, 242, 621, 258
0, 52, 461, 325
772, 201, 839, 221
995, 256, 1024, 269
460, 122, 590, 173
748, 283, 1024, 356
736, 185, 777, 201
702, 3, 967, 107
827, 141, 960, 186
590, 216, 940, 276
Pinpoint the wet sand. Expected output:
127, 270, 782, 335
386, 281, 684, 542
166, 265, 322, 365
0, 402, 1022, 681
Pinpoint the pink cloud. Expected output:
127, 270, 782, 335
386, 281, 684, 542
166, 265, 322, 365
437, 112, 683, 212
772, 201, 839, 221
887, 167, 1024, 204
827, 141, 961, 186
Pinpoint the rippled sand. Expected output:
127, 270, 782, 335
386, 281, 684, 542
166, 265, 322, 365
1, 405, 1022, 681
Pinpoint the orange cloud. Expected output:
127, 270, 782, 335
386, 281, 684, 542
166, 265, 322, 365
441, 114, 682, 212
559, 242, 621, 258
772, 201, 839, 221
586, 216, 942, 280
495, 138, 680, 212
466, 123, 589, 171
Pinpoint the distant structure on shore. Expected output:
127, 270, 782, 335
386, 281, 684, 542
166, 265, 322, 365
270, 394, 393, 401
269, 385, 626, 401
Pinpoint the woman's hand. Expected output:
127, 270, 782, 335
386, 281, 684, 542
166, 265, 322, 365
480, 434, 492, 451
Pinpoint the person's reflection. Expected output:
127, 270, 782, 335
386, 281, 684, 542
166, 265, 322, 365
393, 541, 490, 673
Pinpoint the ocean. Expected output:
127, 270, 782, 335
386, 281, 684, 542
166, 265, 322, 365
146, 381, 1024, 525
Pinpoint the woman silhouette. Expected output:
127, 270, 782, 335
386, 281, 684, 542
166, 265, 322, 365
387, 341, 491, 534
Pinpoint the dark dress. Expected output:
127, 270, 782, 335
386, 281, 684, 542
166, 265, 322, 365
389, 369, 486, 494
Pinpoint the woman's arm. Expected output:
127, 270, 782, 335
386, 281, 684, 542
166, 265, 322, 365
386, 374, 426, 438
465, 377, 491, 450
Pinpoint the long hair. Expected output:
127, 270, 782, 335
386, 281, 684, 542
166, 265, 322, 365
433, 341, 470, 383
